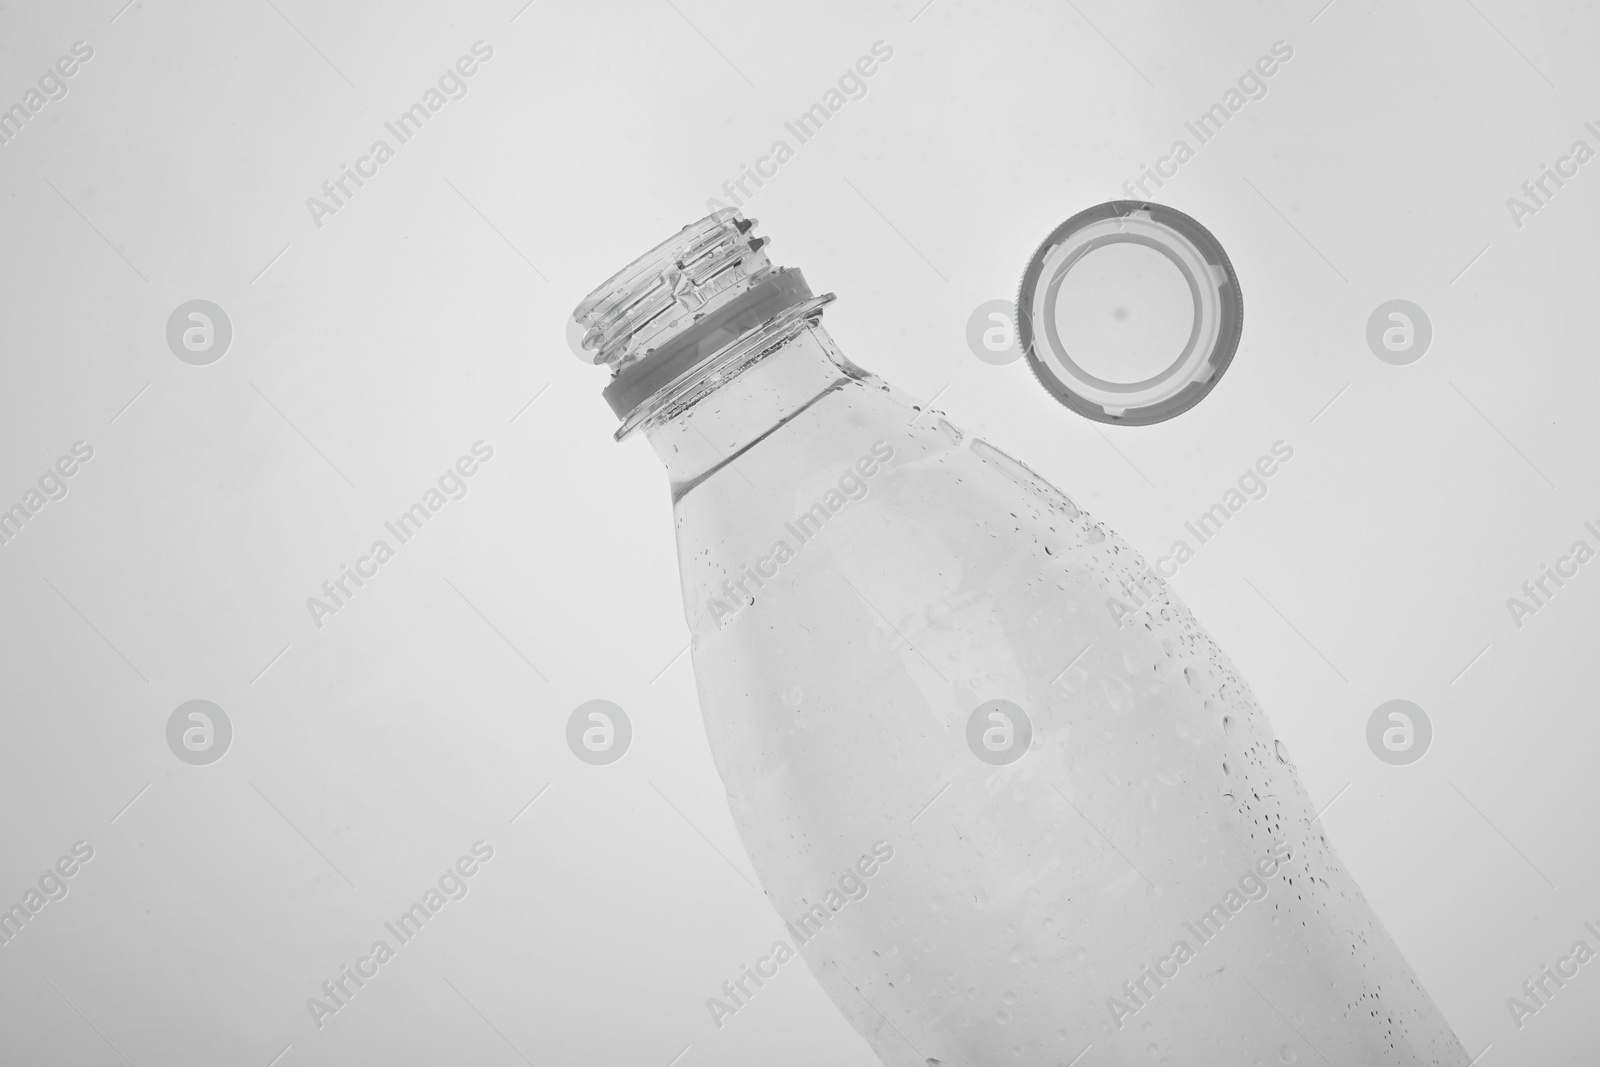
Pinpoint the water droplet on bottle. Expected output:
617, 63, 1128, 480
1121, 649, 1144, 674
1278, 1045, 1299, 1064
926, 602, 955, 630
1275, 739, 1290, 764
1184, 666, 1202, 691
994, 1008, 1011, 1024
1062, 665, 1088, 690
1001, 988, 1019, 1003
782, 686, 804, 707
1222, 715, 1236, 737
1085, 525, 1105, 544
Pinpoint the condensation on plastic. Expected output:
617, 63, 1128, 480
582, 226, 1471, 1067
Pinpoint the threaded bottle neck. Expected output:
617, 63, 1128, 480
572, 211, 827, 435
572, 210, 775, 370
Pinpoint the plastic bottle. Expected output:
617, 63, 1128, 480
572, 211, 1469, 1066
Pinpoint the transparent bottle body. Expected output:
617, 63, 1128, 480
650, 323, 1467, 1067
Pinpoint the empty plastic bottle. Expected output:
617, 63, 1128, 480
572, 211, 1469, 1066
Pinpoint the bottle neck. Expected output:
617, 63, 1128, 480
643, 318, 859, 494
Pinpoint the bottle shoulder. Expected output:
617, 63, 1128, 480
668, 379, 1156, 640
670, 374, 1102, 551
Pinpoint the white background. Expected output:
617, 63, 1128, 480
0, 0, 1595, 1063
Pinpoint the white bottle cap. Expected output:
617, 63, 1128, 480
1018, 201, 1242, 425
